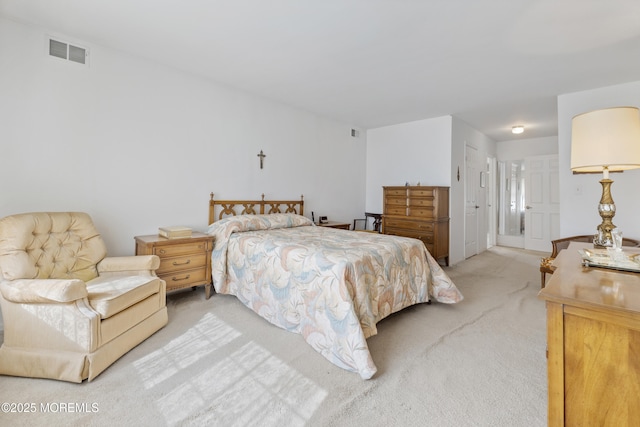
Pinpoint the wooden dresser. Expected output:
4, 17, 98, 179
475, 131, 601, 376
538, 242, 640, 426
382, 186, 449, 265
135, 232, 214, 299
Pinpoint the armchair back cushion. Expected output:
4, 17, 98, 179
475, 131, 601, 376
0, 212, 107, 282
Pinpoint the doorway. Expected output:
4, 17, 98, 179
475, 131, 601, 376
496, 155, 559, 252
497, 160, 525, 248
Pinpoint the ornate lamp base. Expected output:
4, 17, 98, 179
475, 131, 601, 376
593, 178, 616, 248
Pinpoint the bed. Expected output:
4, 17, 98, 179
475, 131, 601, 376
206, 193, 463, 379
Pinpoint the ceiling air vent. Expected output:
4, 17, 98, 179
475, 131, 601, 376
48, 37, 88, 65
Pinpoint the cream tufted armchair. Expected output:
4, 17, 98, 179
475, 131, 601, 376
0, 212, 168, 382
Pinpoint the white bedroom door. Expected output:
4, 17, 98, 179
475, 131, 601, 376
524, 155, 559, 253
465, 144, 479, 258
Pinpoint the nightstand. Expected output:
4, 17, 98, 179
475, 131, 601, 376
134, 232, 215, 299
317, 221, 351, 230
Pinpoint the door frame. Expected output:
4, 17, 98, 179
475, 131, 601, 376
464, 144, 479, 258
487, 156, 497, 248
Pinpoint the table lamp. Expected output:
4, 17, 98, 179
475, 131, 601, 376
571, 106, 640, 247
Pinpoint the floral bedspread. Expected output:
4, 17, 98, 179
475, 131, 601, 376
207, 214, 463, 379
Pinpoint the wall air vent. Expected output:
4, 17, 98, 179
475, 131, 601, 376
48, 37, 89, 65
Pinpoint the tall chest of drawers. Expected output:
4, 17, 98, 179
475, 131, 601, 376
382, 186, 450, 265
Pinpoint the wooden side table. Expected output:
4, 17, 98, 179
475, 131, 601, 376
317, 221, 351, 230
135, 232, 215, 299
538, 242, 640, 426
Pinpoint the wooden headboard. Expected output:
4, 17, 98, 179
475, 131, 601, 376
209, 193, 304, 225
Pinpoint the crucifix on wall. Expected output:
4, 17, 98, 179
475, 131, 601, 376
257, 150, 266, 169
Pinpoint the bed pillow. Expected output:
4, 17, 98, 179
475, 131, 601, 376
207, 213, 313, 237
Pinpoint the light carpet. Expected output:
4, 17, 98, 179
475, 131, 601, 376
0, 246, 548, 426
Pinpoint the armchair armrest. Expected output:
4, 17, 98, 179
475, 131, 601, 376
97, 255, 160, 275
0, 279, 87, 304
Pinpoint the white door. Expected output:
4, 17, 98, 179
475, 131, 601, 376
524, 155, 560, 252
465, 144, 479, 258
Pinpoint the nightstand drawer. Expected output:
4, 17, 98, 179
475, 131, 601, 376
154, 241, 209, 257
158, 268, 207, 288
157, 253, 207, 274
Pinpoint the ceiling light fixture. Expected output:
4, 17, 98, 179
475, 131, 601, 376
512, 125, 524, 134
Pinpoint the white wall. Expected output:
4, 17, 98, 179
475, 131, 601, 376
0, 16, 367, 256
558, 81, 640, 239
365, 116, 452, 212
496, 136, 558, 161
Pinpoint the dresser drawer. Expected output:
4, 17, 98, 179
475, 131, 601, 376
385, 227, 434, 243
384, 217, 434, 232
385, 188, 407, 197
408, 207, 435, 218
385, 196, 407, 206
157, 253, 207, 274
384, 218, 435, 233
408, 197, 435, 208
420, 235, 434, 245
159, 268, 207, 288
408, 188, 435, 198
385, 206, 407, 216
154, 241, 209, 257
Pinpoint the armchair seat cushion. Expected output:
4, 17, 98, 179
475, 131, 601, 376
87, 275, 162, 319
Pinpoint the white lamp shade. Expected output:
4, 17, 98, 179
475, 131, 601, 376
571, 106, 640, 172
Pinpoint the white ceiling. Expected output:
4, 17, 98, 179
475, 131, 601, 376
2, 0, 640, 141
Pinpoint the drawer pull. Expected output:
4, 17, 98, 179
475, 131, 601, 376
172, 260, 191, 266
172, 274, 191, 282
159, 249, 166, 255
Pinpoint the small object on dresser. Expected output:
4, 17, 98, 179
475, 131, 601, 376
158, 226, 192, 239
